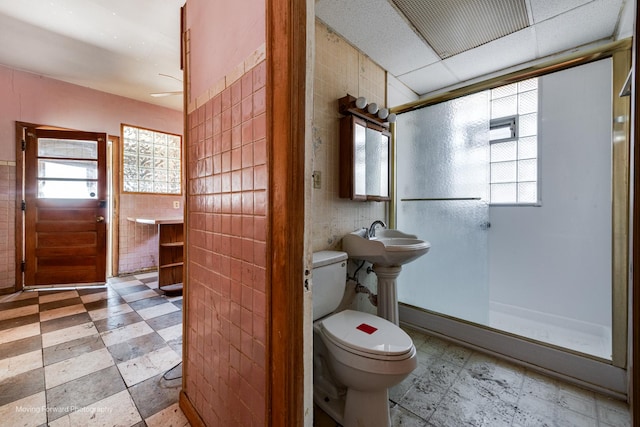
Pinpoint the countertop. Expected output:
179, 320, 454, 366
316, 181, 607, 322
127, 217, 183, 225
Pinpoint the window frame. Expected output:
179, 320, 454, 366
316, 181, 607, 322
489, 115, 518, 144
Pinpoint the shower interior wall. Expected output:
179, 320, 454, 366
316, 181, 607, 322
487, 59, 613, 333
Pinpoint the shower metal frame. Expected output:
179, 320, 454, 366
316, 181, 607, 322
388, 38, 632, 394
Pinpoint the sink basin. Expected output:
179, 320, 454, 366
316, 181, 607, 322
342, 228, 431, 267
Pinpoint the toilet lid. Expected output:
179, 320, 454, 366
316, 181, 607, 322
321, 310, 414, 357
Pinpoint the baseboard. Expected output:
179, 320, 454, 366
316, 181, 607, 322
179, 390, 205, 427
0, 287, 16, 295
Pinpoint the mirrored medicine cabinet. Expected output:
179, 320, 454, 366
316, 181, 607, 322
338, 96, 391, 201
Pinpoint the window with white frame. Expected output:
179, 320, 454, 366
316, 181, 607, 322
489, 78, 538, 204
122, 124, 182, 194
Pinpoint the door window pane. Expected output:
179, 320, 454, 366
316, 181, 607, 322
36, 140, 99, 199
38, 180, 98, 199
38, 139, 97, 159
38, 159, 98, 180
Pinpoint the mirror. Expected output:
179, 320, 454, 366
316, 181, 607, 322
365, 125, 389, 197
339, 115, 390, 201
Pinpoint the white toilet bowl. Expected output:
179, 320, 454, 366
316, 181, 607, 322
314, 309, 417, 427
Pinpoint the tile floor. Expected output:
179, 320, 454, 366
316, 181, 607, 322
0, 272, 189, 427
2, 273, 632, 427
314, 328, 632, 427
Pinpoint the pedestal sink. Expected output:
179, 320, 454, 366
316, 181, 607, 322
342, 228, 431, 325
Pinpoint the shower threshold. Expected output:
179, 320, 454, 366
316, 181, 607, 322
488, 301, 611, 360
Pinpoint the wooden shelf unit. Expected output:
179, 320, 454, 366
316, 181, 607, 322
158, 222, 184, 293
128, 217, 184, 294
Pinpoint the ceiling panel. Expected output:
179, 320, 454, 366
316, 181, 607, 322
315, 0, 441, 76
0, 0, 630, 109
528, 0, 592, 23
444, 27, 538, 82
397, 61, 460, 95
392, 0, 529, 58
534, 0, 624, 57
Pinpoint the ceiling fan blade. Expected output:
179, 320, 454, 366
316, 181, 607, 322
159, 73, 183, 82
150, 91, 183, 97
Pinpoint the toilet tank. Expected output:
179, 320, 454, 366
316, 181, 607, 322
312, 251, 348, 321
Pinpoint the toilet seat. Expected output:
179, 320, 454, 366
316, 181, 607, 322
320, 310, 414, 361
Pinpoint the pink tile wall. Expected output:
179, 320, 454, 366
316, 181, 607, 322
0, 163, 16, 293
185, 60, 267, 426
118, 194, 185, 274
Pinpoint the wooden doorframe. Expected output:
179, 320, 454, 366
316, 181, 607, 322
14, 122, 32, 292
14, 121, 118, 289
108, 135, 120, 277
15, 121, 43, 291
267, 0, 307, 424
631, 2, 639, 421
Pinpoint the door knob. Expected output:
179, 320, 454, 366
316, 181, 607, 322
96, 216, 105, 223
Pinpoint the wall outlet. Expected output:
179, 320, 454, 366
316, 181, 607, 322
313, 171, 321, 189
173, 201, 180, 209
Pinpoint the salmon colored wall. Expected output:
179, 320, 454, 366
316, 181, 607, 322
0, 65, 183, 291
186, 0, 265, 99
0, 65, 182, 162
182, 0, 267, 424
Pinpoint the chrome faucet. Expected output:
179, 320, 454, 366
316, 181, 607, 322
367, 220, 387, 239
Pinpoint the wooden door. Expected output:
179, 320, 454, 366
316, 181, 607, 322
24, 128, 107, 286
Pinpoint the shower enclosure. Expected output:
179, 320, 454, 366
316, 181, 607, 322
395, 92, 491, 326
395, 59, 616, 367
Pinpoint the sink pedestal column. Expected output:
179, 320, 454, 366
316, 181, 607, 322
372, 265, 402, 325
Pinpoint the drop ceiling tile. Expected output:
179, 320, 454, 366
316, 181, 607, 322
315, 0, 440, 76
528, 0, 591, 23
397, 62, 460, 96
535, 0, 622, 57
444, 27, 537, 83
387, 74, 420, 107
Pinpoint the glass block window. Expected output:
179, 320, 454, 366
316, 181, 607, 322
489, 78, 538, 204
122, 124, 182, 194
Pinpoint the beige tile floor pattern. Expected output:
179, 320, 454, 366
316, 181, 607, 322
314, 327, 631, 427
0, 272, 189, 427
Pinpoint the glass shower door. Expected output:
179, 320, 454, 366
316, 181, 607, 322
396, 92, 491, 325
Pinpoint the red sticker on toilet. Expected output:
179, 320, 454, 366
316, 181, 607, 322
357, 323, 377, 334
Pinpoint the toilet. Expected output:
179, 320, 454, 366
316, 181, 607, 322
312, 250, 417, 427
